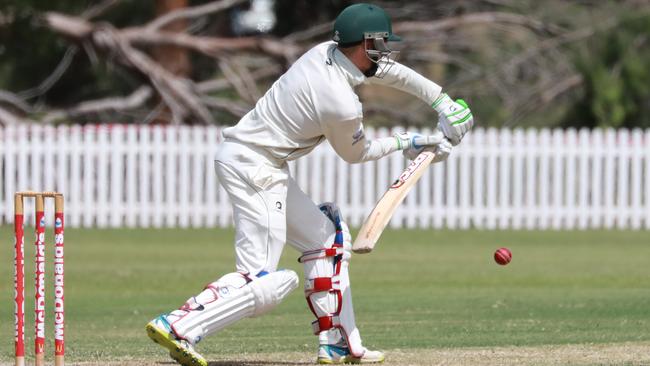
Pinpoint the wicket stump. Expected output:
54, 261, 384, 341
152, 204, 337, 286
14, 191, 65, 366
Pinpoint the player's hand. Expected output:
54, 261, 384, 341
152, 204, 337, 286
432, 138, 452, 163
394, 130, 444, 160
432, 93, 474, 145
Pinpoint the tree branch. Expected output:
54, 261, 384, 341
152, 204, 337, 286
540, 74, 583, 104
46, 12, 301, 62
18, 46, 79, 100
42, 86, 153, 124
44, 12, 93, 39
394, 12, 563, 36
284, 21, 333, 43
201, 96, 250, 117
145, 0, 247, 31
503, 21, 616, 73
0, 105, 30, 126
122, 29, 299, 59
197, 64, 282, 93
218, 58, 255, 103
81, 0, 123, 20
0, 91, 33, 114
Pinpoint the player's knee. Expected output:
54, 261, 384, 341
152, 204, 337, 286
249, 269, 299, 317
317, 202, 352, 259
214, 272, 249, 290
318, 202, 342, 227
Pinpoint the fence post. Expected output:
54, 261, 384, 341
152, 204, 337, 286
511, 129, 525, 230
498, 128, 511, 229
603, 129, 616, 229
616, 129, 630, 229
69, 126, 81, 228
564, 129, 577, 229
446, 132, 458, 229
577, 129, 590, 230
645, 130, 650, 229
3, 126, 16, 224
630, 129, 643, 229
110, 126, 125, 227
485, 128, 498, 230
98, 126, 110, 227
590, 129, 604, 228
125, 125, 138, 228
472, 128, 485, 229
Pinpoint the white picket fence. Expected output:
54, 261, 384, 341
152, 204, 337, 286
1, 125, 649, 229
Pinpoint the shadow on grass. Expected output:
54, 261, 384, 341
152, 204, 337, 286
210, 362, 311, 366
157, 361, 311, 366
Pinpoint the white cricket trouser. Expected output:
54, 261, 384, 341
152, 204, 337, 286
215, 140, 336, 274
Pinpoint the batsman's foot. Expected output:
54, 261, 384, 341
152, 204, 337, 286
317, 345, 385, 364
146, 315, 208, 366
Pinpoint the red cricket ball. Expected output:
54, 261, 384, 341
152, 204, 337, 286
494, 247, 512, 265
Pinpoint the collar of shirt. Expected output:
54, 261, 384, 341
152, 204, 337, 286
331, 45, 366, 88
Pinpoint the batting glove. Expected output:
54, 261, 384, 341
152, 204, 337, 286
394, 130, 445, 160
432, 93, 474, 145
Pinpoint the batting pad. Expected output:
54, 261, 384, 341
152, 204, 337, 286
299, 203, 365, 357
170, 270, 298, 344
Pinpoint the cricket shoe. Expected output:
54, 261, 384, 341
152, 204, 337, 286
317, 345, 385, 364
146, 314, 208, 366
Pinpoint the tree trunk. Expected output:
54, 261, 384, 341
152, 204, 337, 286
152, 0, 191, 77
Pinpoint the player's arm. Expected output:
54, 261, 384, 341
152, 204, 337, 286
323, 117, 446, 163
366, 61, 442, 105
367, 62, 474, 145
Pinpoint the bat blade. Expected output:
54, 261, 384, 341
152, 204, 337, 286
352, 150, 436, 254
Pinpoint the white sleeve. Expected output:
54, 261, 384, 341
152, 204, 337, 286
323, 117, 398, 163
366, 61, 443, 106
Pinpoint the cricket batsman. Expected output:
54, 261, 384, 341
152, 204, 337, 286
146, 3, 474, 365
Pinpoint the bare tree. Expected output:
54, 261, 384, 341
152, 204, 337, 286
0, 0, 642, 127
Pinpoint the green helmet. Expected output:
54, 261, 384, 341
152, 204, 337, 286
332, 3, 401, 45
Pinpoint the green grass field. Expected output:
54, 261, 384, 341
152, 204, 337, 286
1, 227, 649, 365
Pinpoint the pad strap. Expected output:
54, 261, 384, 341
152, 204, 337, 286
305, 276, 341, 295
312, 315, 342, 334
298, 243, 344, 263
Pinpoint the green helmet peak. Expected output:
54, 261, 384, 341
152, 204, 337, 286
333, 3, 401, 45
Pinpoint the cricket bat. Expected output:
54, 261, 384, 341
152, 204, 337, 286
352, 149, 437, 254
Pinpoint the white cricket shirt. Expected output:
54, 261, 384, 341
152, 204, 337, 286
222, 41, 442, 164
